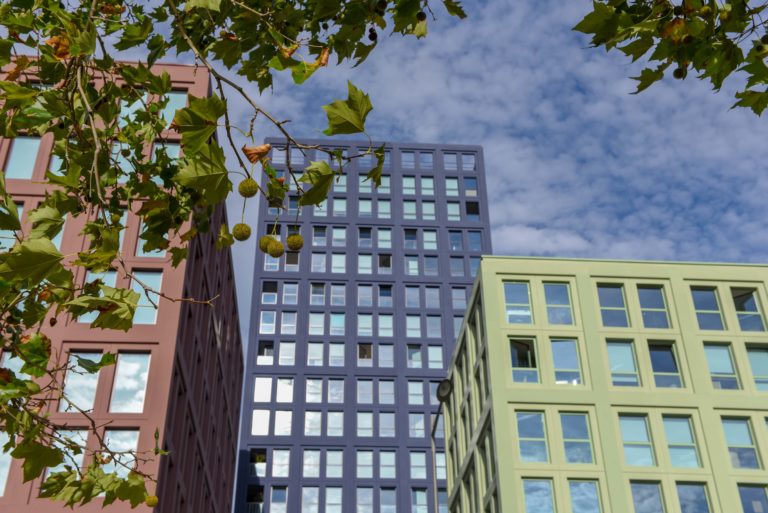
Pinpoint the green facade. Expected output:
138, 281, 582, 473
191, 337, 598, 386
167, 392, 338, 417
444, 256, 768, 513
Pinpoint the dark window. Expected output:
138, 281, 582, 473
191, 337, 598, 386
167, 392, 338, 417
465, 202, 480, 221
649, 342, 682, 388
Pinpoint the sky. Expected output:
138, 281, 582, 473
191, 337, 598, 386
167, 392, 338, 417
223, 0, 768, 338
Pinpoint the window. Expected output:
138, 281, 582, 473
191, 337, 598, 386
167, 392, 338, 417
649, 342, 682, 388
420, 152, 433, 169
378, 199, 391, 219
704, 344, 739, 389
504, 282, 532, 324
465, 201, 480, 220
403, 200, 417, 219
264, 253, 280, 271
302, 487, 319, 513
406, 286, 420, 308
380, 412, 396, 437
663, 416, 700, 468
598, 284, 629, 327
510, 338, 538, 383
276, 378, 293, 402
631, 482, 665, 513
358, 284, 373, 307
378, 285, 392, 307
109, 353, 150, 413
285, 251, 299, 272
428, 346, 444, 369
261, 282, 278, 304
310, 283, 325, 305
357, 412, 373, 436
332, 227, 346, 246
278, 342, 295, 366
405, 255, 419, 276
327, 411, 344, 436
422, 201, 436, 220
358, 343, 373, 367
410, 452, 427, 479
517, 412, 548, 462
303, 450, 321, 477
356, 451, 373, 478
257, 341, 275, 365
552, 338, 582, 385
357, 488, 374, 513
357, 380, 373, 404
306, 379, 322, 403
358, 254, 373, 274
569, 481, 602, 513
450, 257, 464, 277
436, 452, 446, 479
328, 379, 344, 403
4, 136, 41, 179
282, 283, 298, 304
379, 175, 390, 193
329, 343, 344, 366
446, 178, 459, 196
424, 256, 438, 276
747, 346, 768, 390
378, 228, 391, 248
332, 198, 346, 216
739, 485, 768, 513
380, 451, 396, 478
311, 253, 326, 272
449, 231, 463, 251
404, 228, 418, 249
412, 489, 428, 513
408, 381, 423, 405
691, 287, 724, 330
422, 177, 434, 195
406, 315, 421, 337
732, 288, 765, 331
131, 271, 162, 324
607, 340, 640, 387
461, 153, 476, 171
260, 311, 277, 334
329, 313, 345, 335
313, 226, 327, 246
281, 311, 297, 334
60, 351, 101, 412
426, 316, 442, 337
722, 417, 760, 468
544, 283, 574, 325
271, 487, 288, 513
303, 411, 320, 436
443, 152, 458, 170
638, 286, 670, 329
409, 413, 425, 437
379, 345, 394, 367
379, 380, 395, 404
102, 429, 139, 478
446, 202, 460, 221
331, 254, 345, 273
359, 199, 372, 217
403, 176, 416, 194
307, 343, 324, 366
407, 345, 423, 368
402, 151, 415, 168
326, 450, 343, 477
464, 177, 478, 196
272, 449, 290, 477
561, 413, 593, 463
620, 415, 655, 466
523, 480, 555, 513
468, 231, 482, 251
251, 409, 270, 436
359, 174, 372, 193
274, 410, 293, 436
358, 227, 372, 247
378, 254, 392, 274
470, 256, 480, 277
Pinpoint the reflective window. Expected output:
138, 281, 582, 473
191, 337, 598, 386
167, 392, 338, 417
732, 288, 765, 331
649, 342, 682, 388
598, 284, 629, 327
504, 281, 532, 324
109, 353, 150, 413
60, 351, 101, 412
561, 413, 593, 463
409, 452, 427, 479
102, 429, 139, 478
326, 450, 343, 477
638, 285, 670, 329
544, 282, 574, 325
620, 415, 655, 466
552, 338, 582, 385
677, 483, 711, 513
271, 486, 288, 513
739, 485, 768, 513
631, 482, 665, 513
569, 480, 602, 513
704, 344, 740, 390
131, 270, 162, 324
607, 340, 640, 387
272, 449, 290, 477
691, 287, 724, 330
303, 451, 320, 478
523, 479, 555, 513
663, 416, 700, 468
4, 136, 41, 179
747, 346, 768, 390
722, 418, 760, 469
517, 411, 548, 462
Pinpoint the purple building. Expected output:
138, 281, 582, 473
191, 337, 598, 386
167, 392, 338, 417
235, 139, 492, 513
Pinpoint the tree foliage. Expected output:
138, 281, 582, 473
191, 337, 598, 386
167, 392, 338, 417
575, 0, 768, 114
0, 0, 466, 507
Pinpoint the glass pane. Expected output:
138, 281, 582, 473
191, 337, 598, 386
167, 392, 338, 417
649, 345, 678, 373
103, 429, 140, 478
739, 485, 768, 513
631, 483, 665, 513
748, 347, 768, 390
4, 136, 40, 179
523, 480, 555, 513
638, 286, 665, 309
601, 309, 629, 327
692, 289, 719, 310
570, 481, 601, 513
131, 271, 162, 324
60, 351, 101, 412
598, 285, 625, 308
677, 484, 710, 513
552, 339, 581, 384
109, 353, 151, 413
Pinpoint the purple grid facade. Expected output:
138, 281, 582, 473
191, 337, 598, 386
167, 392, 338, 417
235, 138, 492, 513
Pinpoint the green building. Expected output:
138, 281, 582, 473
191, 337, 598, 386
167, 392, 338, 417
443, 257, 768, 513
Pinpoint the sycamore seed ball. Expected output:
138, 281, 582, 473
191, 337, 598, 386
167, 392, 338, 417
238, 177, 259, 198
232, 223, 252, 241
286, 233, 304, 251
145, 495, 159, 507
267, 239, 285, 258
259, 235, 273, 253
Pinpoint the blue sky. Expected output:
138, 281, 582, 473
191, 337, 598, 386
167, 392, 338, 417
225, 0, 768, 336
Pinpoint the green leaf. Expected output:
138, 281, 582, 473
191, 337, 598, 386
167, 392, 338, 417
17, 333, 51, 378
114, 16, 153, 51
619, 36, 654, 62
172, 94, 226, 153
65, 286, 140, 331
322, 81, 373, 136
292, 61, 321, 84
733, 89, 768, 115
365, 144, 386, 187
298, 161, 335, 206
12, 441, 63, 482
0, 238, 63, 284
174, 143, 232, 204
75, 352, 116, 373
27, 206, 64, 241
573, 1, 618, 45
443, 0, 467, 18
215, 223, 234, 249
412, 19, 428, 38
631, 66, 666, 94
186, 0, 221, 10
0, 179, 20, 231
170, 247, 188, 267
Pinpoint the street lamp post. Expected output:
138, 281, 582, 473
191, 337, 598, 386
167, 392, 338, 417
430, 378, 453, 513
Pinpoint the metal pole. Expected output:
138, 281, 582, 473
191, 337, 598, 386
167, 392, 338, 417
430, 402, 443, 513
